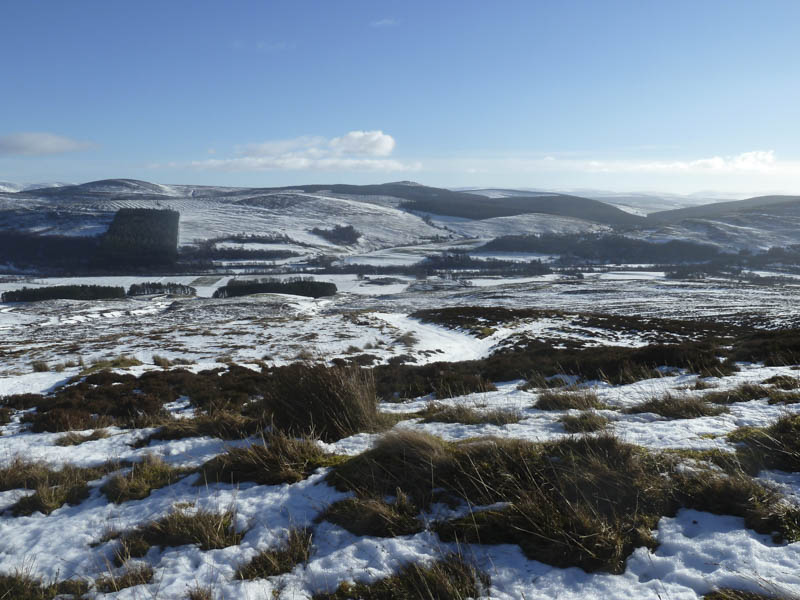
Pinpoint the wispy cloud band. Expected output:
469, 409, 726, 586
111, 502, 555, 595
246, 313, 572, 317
442, 150, 799, 176
0, 132, 95, 156
185, 130, 418, 172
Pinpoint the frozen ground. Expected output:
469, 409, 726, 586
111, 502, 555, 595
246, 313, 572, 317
1, 274, 800, 599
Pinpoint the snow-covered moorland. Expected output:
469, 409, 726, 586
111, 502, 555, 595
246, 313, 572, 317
1, 274, 800, 599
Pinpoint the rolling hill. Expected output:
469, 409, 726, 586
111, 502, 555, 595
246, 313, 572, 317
647, 195, 800, 224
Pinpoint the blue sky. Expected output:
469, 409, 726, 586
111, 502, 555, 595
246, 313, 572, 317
2, 0, 799, 193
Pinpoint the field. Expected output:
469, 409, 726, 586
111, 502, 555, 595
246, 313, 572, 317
2, 270, 800, 599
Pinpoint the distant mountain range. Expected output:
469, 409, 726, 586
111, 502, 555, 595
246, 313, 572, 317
3, 178, 800, 251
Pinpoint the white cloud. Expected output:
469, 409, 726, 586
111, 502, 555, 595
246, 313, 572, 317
444, 150, 798, 177
613, 150, 779, 174
0, 132, 95, 156
370, 18, 398, 27
238, 136, 327, 157
192, 156, 416, 172
329, 130, 395, 156
188, 130, 417, 172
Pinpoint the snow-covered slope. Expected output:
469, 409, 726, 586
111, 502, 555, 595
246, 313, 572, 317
4, 179, 800, 256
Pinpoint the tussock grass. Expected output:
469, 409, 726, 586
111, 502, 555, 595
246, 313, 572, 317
55, 429, 109, 446
690, 378, 716, 390
152, 354, 172, 368
319, 493, 423, 537
248, 363, 393, 442
198, 431, 345, 486
312, 553, 489, 600
0, 571, 89, 600
31, 360, 50, 373
678, 473, 800, 542
101, 454, 193, 503
519, 372, 572, 390
95, 564, 154, 593
80, 354, 143, 375
0, 406, 11, 426
133, 411, 259, 447
330, 431, 800, 573
699, 382, 800, 405
236, 527, 313, 579
703, 384, 770, 404
0, 457, 115, 492
328, 430, 451, 507
535, 389, 602, 411
767, 392, 800, 405
115, 508, 243, 564
762, 374, 800, 390
432, 373, 497, 400
728, 414, 800, 474
664, 448, 744, 474
705, 590, 799, 600
560, 411, 609, 433
418, 402, 521, 426
10, 476, 89, 516
187, 585, 214, 600
626, 394, 727, 419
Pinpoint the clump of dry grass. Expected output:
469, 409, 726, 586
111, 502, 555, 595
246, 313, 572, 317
704, 590, 799, 600
114, 508, 243, 565
152, 354, 172, 368
318, 493, 423, 538
80, 354, 143, 376
432, 373, 497, 400
101, 454, 193, 503
329, 430, 800, 573
197, 430, 345, 486
236, 527, 313, 579
728, 414, 800, 474
702, 384, 770, 405
312, 553, 489, 600
559, 411, 609, 433
697, 382, 800, 405
689, 378, 716, 390
133, 411, 259, 447
418, 402, 521, 426
10, 475, 90, 516
519, 372, 572, 390
247, 363, 393, 442
328, 430, 451, 507
0, 406, 12, 427
55, 429, 109, 446
766, 391, 800, 405
534, 389, 602, 411
95, 564, 154, 593
187, 585, 214, 600
626, 394, 727, 419
761, 375, 800, 390
0, 457, 115, 494
0, 571, 89, 600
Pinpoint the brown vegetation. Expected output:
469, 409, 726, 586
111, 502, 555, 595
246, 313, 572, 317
236, 527, 313, 579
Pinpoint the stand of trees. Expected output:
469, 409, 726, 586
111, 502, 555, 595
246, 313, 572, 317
213, 277, 337, 299
0, 231, 100, 270
180, 242, 300, 262
420, 252, 551, 276
100, 208, 180, 266
1, 209, 181, 273
1, 285, 125, 302
480, 234, 724, 264
127, 282, 196, 296
311, 225, 360, 245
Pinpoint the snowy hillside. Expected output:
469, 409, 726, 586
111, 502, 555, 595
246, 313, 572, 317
3, 179, 800, 261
